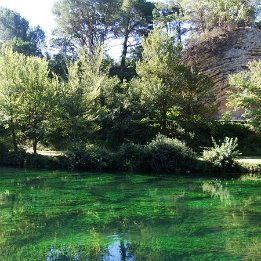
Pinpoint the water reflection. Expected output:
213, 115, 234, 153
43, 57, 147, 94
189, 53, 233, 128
202, 180, 232, 206
103, 240, 133, 261
46, 240, 134, 261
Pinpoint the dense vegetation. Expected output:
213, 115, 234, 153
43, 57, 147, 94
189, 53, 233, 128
0, 0, 260, 173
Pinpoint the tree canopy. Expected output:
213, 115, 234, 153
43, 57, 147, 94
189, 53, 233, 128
0, 0, 260, 155
0, 47, 57, 152
183, 0, 259, 33
53, 0, 120, 57
134, 26, 216, 135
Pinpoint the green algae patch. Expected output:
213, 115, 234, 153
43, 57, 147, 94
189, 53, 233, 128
0, 168, 260, 260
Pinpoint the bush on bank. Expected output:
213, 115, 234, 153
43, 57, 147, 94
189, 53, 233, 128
0, 135, 198, 173
176, 120, 261, 156
0, 134, 258, 175
145, 134, 197, 173
203, 137, 241, 171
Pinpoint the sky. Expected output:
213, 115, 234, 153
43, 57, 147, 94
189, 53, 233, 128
0, 0, 165, 58
0, 0, 122, 58
0, 0, 56, 39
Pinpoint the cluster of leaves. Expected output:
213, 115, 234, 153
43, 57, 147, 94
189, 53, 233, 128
228, 60, 261, 131
145, 134, 196, 173
203, 137, 241, 169
0, 47, 57, 153
53, 0, 155, 68
184, 0, 258, 33
65, 134, 197, 173
66, 143, 115, 171
132, 27, 216, 135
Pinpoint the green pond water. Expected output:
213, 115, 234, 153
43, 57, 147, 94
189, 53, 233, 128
0, 168, 260, 261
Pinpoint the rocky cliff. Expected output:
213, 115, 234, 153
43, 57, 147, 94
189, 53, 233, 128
183, 28, 261, 119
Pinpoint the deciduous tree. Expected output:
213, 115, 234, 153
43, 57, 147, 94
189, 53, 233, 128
134, 27, 215, 135
0, 47, 57, 153
228, 60, 261, 130
48, 47, 119, 147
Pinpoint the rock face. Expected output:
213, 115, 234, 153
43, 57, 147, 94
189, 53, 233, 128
183, 28, 261, 119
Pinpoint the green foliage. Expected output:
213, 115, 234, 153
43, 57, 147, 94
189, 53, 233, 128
0, 46, 57, 153
65, 134, 196, 173
1, 149, 27, 167
228, 60, 261, 131
240, 173, 261, 181
134, 26, 215, 135
0, 7, 45, 56
66, 143, 114, 171
145, 134, 196, 173
184, 0, 258, 34
95, 80, 157, 148
116, 142, 146, 171
173, 120, 261, 156
0, 140, 8, 161
153, 1, 186, 43
0, 149, 67, 170
133, 26, 181, 134
203, 137, 241, 169
53, 0, 120, 56
0, 7, 29, 41
46, 47, 119, 148
116, 0, 155, 68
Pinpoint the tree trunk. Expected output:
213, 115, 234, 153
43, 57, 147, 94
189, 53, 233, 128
33, 137, 37, 154
121, 13, 130, 70
121, 31, 129, 70
160, 105, 167, 135
10, 118, 18, 152
32, 114, 37, 154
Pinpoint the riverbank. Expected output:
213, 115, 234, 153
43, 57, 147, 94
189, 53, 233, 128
1, 149, 260, 176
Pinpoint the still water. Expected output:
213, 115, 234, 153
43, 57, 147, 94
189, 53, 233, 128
0, 168, 260, 260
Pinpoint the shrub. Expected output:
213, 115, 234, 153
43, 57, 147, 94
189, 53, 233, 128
173, 120, 261, 156
116, 142, 146, 171
203, 137, 241, 169
66, 143, 114, 171
2, 149, 27, 167
144, 134, 196, 173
